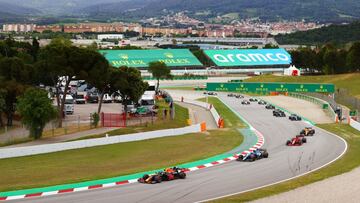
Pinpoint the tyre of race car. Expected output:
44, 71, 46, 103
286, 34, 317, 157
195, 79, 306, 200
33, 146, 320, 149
302, 138, 307, 143
179, 172, 186, 179
143, 174, 149, 180
237, 155, 244, 161
154, 175, 162, 183
263, 152, 269, 158
286, 140, 291, 146
250, 154, 256, 162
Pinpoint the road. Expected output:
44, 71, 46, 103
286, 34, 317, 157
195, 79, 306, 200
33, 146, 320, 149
14, 93, 346, 203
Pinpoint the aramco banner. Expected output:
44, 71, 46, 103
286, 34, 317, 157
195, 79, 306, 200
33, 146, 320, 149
99, 49, 202, 68
204, 49, 292, 67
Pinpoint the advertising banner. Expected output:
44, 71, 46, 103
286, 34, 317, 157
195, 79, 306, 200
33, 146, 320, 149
207, 82, 335, 93
99, 49, 202, 68
204, 49, 292, 67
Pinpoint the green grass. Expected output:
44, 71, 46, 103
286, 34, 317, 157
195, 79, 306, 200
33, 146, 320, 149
70, 103, 189, 141
0, 128, 242, 192
197, 97, 246, 128
245, 73, 360, 99
213, 123, 360, 202
0, 97, 244, 192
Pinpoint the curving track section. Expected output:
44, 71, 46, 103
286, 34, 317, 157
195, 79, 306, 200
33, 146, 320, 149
14, 93, 347, 203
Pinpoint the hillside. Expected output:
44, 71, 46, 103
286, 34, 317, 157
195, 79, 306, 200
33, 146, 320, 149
275, 21, 360, 45
82, 0, 360, 23
0, 2, 39, 15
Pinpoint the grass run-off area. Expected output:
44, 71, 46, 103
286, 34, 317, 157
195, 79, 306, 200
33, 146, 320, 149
71, 102, 189, 141
198, 97, 246, 128
213, 123, 360, 202
0, 98, 243, 192
245, 73, 360, 99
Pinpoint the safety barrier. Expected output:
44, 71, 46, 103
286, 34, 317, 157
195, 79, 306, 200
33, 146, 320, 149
174, 97, 221, 128
0, 124, 202, 159
288, 92, 337, 122
350, 118, 360, 132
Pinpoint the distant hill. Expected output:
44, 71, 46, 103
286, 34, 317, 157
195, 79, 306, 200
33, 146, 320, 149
81, 0, 360, 23
0, 2, 39, 15
275, 21, 360, 45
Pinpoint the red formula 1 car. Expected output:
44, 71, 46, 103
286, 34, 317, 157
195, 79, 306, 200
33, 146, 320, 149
286, 135, 307, 146
138, 167, 187, 184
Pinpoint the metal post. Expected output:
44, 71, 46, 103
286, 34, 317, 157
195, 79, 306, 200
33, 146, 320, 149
78, 115, 80, 131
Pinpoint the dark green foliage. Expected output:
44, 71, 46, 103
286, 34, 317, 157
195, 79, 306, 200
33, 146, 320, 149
276, 21, 360, 45
17, 88, 57, 139
148, 61, 171, 92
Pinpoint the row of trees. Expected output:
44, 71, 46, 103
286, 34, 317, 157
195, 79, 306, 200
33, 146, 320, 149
290, 42, 360, 74
0, 37, 150, 139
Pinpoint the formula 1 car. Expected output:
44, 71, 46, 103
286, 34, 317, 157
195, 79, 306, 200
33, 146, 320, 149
289, 114, 302, 121
227, 93, 235, 97
249, 98, 258, 102
138, 167, 187, 184
300, 127, 315, 136
237, 149, 269, 162
235, 94, 244, 99
286, 136, 307, 146
204, 91, 217, 96
241, 100, 250, 105
265, 104, 275, 109
273, 109, 286, 117
258, 100, 267, 105
138, 173, 163, 184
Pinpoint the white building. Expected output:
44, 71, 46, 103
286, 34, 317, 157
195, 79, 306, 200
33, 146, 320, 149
97, 34, 124, 40
2, 24, 36, 32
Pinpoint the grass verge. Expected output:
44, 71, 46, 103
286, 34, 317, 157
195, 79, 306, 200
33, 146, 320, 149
197, 97, 246, 128
0, 97, 244, 192
212, 123, 359, 202
70, 103, 189, 141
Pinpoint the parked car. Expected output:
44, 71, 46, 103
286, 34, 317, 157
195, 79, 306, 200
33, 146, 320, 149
60, 94, 74, 115
86, 92, 99, 103
75, 92, 86, 104
102, 93, 112, 103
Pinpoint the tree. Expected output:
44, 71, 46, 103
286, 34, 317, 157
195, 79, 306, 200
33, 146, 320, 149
0, 89, 5, 127
347, 42, 360, 72
0, 57, 31, 126
148, 61, 171, 93
86, 54, 111, 114
36, 38, 106, 127
17, 88, 57, 139
110, 67, 148, 117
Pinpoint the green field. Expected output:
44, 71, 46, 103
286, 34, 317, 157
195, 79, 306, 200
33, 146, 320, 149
0, 98, 243, 192
214, 123, 359, 202
245, 73, 360, 98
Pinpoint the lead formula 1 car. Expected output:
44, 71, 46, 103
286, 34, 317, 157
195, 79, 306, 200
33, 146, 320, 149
138, 167, 187, 184
236, 149, 269, 162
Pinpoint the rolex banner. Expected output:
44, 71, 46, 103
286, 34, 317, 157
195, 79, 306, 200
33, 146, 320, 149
204, 49, 292, 67
99, 49, 203, 68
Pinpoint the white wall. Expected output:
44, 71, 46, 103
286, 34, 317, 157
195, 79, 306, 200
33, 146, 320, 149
0, 124, 201, 159
350, 118, 360, 132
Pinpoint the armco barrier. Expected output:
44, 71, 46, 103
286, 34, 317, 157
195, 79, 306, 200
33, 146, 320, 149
0, 124, 201, 159
350, 118, 360, 132
173, 97, 221, 127
288, 92, 337, 122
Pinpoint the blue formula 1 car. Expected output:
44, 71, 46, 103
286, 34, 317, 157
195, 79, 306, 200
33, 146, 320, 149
236, 149, 269, 162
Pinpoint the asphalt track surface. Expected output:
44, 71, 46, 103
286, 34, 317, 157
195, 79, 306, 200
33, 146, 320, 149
15, 93, 346, 203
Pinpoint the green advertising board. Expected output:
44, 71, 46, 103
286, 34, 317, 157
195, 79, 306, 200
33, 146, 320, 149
99, 49, 202, 68
207, 82, 335, 93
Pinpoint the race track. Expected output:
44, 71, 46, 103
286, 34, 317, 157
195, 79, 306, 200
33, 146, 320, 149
14, 93, 347, 203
